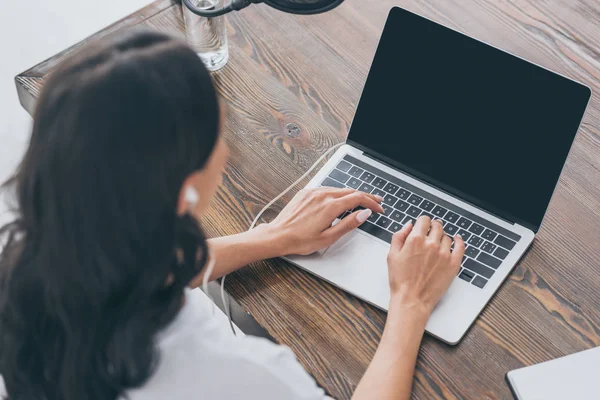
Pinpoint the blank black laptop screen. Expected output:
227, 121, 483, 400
348, 7, 591, 231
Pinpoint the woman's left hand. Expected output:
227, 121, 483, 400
265, 187, 384, 256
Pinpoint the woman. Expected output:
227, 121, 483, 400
0, 31, 464, 400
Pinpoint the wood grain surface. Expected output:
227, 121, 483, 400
15, 1, 600, 398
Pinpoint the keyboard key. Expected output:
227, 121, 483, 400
358, 182, 374, 193
372, 177, 387, 189
494, 247, 509, 260
383, 182, 399, 195
348, 166, 364, 178
358, 221, 392, 243
394, 200, 409, 212
445, 211, 460, 223
336, 160, 352, 172
390, 210, 405, 222
372, 188, 387, 198
457, 229, 471, 240
480, 241, 497, 254
494, 235, 517, 251
329, 169, 350, 184
402, 215, 416, 226
431, 205, 448, 218
472, 276, 488, 289
420, 200, 435, 211
468, 223, 484, 235
459, 270, 474, 282
467, 236, 484, 248
463, 258, 495, 279
477, 252, 502, 269
321, 177, 344, 188
406, 206, 421, 218
382, 204, 393, 216
458, 268, 464, 276
389, 222, 403, 233
396, 188, 411, 200
383, 194, 399, 206
465, 246, 480, 258
407, 194, 423, 206
444, 223, 459, 236
481, 229, 497, 241
347, 178, 361, 189
359, 172, 376, 184
457, 217, 472, 229
367, 211, 379, 223
375, 216, 392, 229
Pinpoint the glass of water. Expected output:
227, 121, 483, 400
182, 0, 229, 71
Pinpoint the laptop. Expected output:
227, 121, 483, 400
506, 347, 600, 399
285, 6, 591, 345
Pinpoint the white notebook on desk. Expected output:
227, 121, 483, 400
506, 346, 600, 400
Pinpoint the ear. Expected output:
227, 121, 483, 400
177, 176, 199, 216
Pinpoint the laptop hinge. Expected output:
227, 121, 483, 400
360, 150, 518, 227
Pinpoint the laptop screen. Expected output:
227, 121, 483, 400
347, 7, 591, 231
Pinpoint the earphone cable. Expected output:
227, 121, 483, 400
221, 142, 345, 335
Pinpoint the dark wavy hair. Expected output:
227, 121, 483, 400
0, 30, 220, 399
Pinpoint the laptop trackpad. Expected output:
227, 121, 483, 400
313, 230, 391, 310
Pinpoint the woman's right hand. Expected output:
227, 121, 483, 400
386, 216, 465, 316
354, 216, 465, 400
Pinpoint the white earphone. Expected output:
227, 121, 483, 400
184, 186, 199, 209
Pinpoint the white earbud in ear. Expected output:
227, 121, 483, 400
184, 186, 199, 209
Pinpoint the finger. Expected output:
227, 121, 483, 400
312, 187, 356, 197
428, 219, 444, 242
451, 234, 466, 267
315, 187, 384, 203
440, 233, 452, 252
336, 189, 384, 204
363, 191, 385, 204
413, 215, 431, 236
334, 192, 384, 214
391, 221, 413, 251
322, 208, 373, 243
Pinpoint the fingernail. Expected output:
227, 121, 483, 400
374, 195, 384, 202
356, 209, 372, 223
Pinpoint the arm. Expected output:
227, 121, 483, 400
353, 217, 465, 400
352, 300, 428, 400
189, 225, 283, 287
189, 187, 385, 288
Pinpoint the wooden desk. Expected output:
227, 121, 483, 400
15, 1, 600, 398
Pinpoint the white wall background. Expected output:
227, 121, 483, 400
0, 0, 152, 225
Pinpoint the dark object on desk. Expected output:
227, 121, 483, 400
203, 282, 275, 341
182, 0, 344, 18
14, 1, 600, 398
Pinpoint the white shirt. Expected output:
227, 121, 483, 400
0, 289, 330, 399
124, 288, 329, 399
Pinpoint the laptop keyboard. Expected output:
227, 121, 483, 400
320, 155, 522, 289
